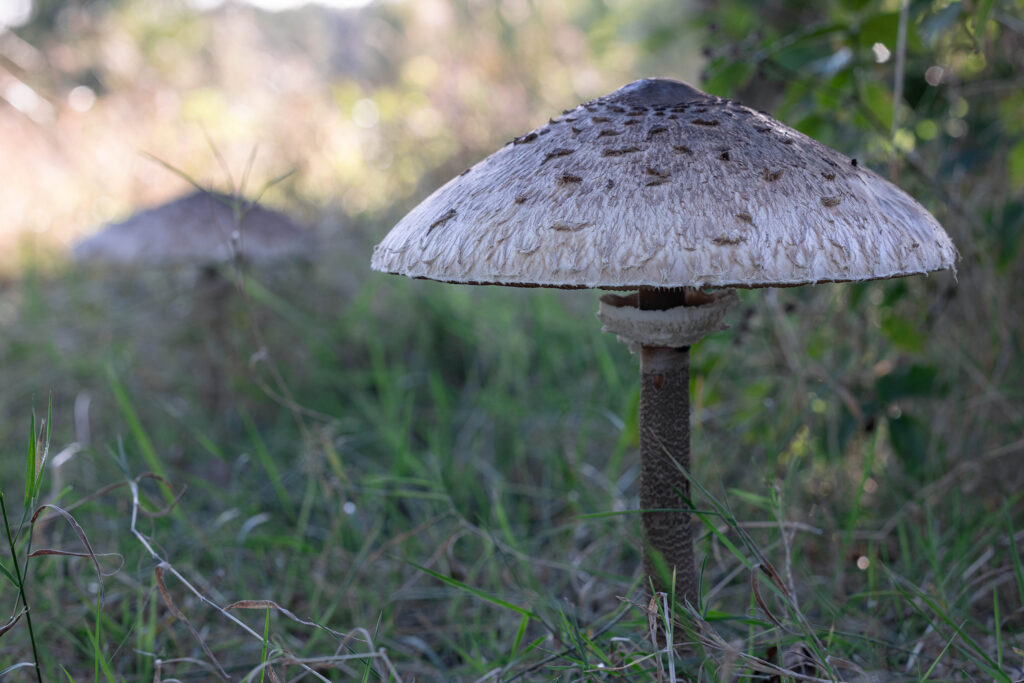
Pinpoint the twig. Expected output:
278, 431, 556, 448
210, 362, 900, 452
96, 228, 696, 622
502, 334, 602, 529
126, 476, 400, 681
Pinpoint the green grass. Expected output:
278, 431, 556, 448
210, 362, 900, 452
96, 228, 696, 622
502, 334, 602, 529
0, 233, 1021, 681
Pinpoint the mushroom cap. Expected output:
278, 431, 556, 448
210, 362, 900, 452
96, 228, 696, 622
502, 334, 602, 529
371, 78, 956, 290
73, 191, 316, 268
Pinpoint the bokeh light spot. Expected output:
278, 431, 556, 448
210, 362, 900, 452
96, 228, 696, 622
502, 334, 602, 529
352, 98, 380, 128
925, 65, 945, 86
68, 85, 97, 112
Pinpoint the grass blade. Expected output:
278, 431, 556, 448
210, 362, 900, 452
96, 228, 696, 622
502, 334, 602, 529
411, 562, 540, 620
25, 410, 36, 505
920, 622, 962, 682
1007, 508, 1024, 607
259, 607, 271, 683
888, 569, 1007, 679
1, 492, 43, 682
107, 367, 176, 505
30, 396, 53, 502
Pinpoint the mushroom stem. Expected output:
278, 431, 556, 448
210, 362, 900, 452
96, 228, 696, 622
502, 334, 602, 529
195, 264, 233, 412
638, 286, 697, 605
639, 342, 696, 605
598, 287, 736, 607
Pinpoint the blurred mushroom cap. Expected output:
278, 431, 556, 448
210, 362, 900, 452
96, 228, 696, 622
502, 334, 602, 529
371, 78, 956, 289
73, 191, 316, 268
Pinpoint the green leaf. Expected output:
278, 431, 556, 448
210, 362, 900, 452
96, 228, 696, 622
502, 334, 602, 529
994, 199, 1024, 271
0, 559, 19, 587
881, 280, 908, 307
858, 10, 922, 50
816, 69, 854, 112
717, 1, 758, 36
859, 79, 893, 130
973, 0, 995, 47
1008, 142, 1024, 192
888, 413, 928, 473
880, 313, 925, 352
774, 42, 832, 72
847, 282, 870, 309
858, 11, 899, 45
794, 113, 829, 139
920, 2, 964, 46
702, 59, 755, 98
875, 364, 945, 402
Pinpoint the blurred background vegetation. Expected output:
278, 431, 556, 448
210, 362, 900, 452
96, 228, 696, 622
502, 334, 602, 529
0, 0, 1022, 680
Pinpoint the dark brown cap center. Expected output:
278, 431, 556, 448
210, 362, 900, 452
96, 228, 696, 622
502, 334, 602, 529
606, 78, 712, 108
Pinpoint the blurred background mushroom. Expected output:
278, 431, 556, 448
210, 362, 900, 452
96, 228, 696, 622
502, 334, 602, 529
73, 189, 317, 412
72, 189, 316, 269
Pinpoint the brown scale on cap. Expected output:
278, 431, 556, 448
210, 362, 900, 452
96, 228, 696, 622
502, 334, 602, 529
427, 208, 457, 233
645, 126, 668, 140
542, 148, 575, 164
549, 220, 589, 232
645, 165, 671, 187
602, 146, 642, 157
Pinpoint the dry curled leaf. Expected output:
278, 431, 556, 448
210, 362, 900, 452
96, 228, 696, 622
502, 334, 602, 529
0, 609, 26, 638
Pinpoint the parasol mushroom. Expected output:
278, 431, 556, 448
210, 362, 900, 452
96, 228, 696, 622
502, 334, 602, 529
73, 190, 317, 410
371, 78, 956, 606
72, 190, 316, 268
